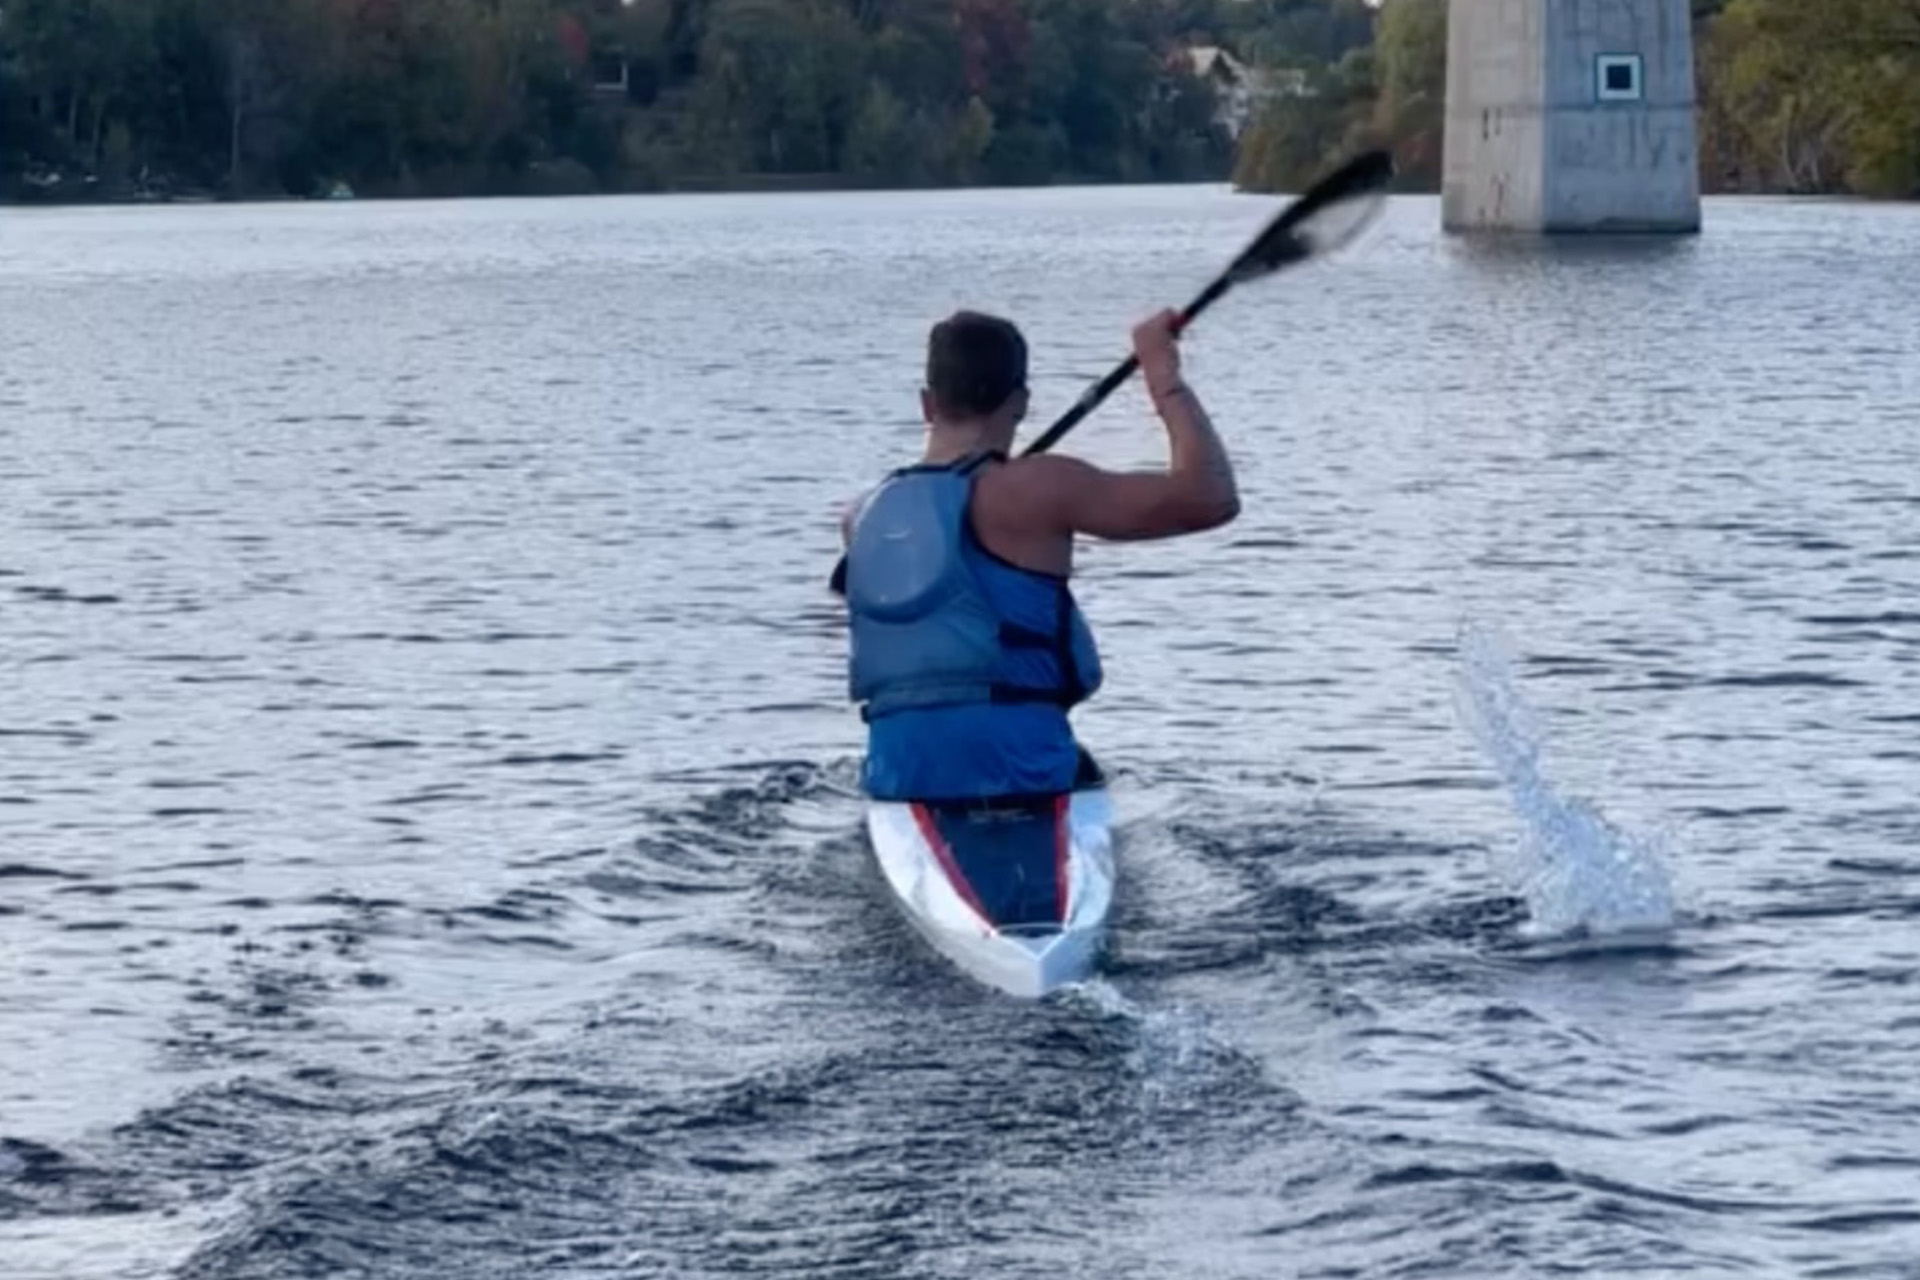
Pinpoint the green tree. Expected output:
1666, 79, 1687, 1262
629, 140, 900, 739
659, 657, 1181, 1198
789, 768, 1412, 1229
1031, 0, 1156, 180
11, 0, 1919, 203
1699, 0, 1881, 194
948, 93, 997, 179
1370, 0, 1443, 186
1232, 77, 1338, 191
1227, 0, 1375, 70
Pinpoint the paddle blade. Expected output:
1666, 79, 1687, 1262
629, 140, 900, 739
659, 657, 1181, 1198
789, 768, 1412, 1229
1228, 149, 1394, 283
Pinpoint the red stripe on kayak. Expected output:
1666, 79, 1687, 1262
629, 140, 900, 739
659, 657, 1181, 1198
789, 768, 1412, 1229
909, 802, 991, 928
1053, 794, 1071, 923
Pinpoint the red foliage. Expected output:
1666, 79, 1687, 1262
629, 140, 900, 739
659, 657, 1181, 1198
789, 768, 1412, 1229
556, 12, 591, 66
953, 0, 1031, 98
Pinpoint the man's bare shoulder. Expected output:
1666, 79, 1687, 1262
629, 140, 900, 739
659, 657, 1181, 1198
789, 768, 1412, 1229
973, 453, 1097, 522
986, 451, 1103, 495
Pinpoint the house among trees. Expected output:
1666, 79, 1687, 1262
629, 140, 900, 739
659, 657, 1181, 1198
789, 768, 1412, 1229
1175, 45, 1311, 139
560, 0, 649, 100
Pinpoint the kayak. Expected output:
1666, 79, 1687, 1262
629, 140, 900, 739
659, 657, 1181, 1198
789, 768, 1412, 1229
865, 781, 1115, 998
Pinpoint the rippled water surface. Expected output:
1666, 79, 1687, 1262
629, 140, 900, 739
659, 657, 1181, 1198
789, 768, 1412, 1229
4, 188, 1920, 1278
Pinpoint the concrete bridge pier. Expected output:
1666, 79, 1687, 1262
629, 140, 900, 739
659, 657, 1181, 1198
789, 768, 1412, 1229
1442, 0, 1701, 234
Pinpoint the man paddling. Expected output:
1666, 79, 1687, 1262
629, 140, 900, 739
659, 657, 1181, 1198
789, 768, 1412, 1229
838, 309, 1239, 802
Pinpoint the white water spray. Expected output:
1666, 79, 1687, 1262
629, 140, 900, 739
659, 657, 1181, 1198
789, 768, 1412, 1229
1453, 622, 1678, 939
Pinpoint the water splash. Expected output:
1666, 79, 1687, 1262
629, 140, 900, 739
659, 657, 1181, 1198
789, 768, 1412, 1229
1453, 622, 1677, 940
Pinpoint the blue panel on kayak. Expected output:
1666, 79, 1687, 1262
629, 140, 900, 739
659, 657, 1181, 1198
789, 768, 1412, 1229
922, 799, 1064, 929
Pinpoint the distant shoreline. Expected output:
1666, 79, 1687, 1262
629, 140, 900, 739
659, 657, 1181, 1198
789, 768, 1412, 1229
6, 171, 1899, 212
9, 191, 1898, 216
1, 170, 1265, 210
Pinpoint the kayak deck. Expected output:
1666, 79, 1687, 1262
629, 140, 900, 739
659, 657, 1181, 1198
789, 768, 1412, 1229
866, 786, 1115, 998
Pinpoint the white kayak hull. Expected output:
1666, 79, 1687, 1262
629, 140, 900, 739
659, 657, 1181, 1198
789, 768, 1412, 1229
866, 787, 1115, 998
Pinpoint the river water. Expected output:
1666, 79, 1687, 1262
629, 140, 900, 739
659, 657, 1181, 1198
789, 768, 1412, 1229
3, 186, 1918, 1278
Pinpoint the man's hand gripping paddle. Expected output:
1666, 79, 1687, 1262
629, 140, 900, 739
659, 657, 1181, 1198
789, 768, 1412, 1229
829, 149, 1396, 597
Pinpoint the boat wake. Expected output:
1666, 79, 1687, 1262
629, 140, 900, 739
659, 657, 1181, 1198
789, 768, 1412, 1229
1453, 621, 1680, 944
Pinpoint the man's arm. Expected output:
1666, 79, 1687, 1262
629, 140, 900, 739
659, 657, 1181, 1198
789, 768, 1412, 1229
1019, 310, 1241, 543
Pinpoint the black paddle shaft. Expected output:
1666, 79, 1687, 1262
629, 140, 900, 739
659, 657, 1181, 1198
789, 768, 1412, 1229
1016, 273, 1232, 458
1020, 147, 1392, 458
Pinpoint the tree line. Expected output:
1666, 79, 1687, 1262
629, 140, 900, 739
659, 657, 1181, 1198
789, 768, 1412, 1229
1235, 0, 1920, 201
3, 0, 1916, 203
1694, 0, 1920, 198
0, 0, 1318, 199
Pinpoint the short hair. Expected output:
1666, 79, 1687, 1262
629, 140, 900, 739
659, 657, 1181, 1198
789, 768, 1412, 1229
926, 311, 1027, 418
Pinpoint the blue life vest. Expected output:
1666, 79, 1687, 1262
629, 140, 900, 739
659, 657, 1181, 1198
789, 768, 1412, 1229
845, 452, 1102, 722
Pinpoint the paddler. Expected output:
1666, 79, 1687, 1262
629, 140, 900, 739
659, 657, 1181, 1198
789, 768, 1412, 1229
838, 309, 1240, 802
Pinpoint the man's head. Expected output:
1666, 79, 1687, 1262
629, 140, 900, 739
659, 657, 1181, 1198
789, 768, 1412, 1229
922, 310, 1029, 438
